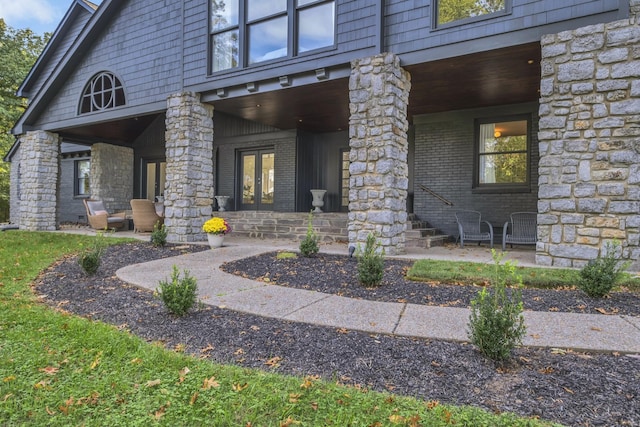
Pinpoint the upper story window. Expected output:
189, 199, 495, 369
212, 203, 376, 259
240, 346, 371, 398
79, 72, 125, 114
209, 0, 335, 73
474, 116, 529, 191
435, 0, 506, 27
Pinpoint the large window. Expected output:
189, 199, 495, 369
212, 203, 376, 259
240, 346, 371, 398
75, 159, 90, 197
79, 72, 125, 114
474, 116, 529, 191
209, 0, 335, 73
435, 0, 507, 27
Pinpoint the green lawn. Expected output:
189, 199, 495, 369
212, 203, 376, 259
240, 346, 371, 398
0, 231, 560, 426
407, 255, 640, 292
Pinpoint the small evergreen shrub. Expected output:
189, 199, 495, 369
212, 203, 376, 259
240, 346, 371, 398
157, 265, 198, 316
299, 211, 320, 257
468, 250, 526, 361
78, 231, 108, 275
578, 241, 628, 298
151, 222, 168, 247
357, 233, 385, 287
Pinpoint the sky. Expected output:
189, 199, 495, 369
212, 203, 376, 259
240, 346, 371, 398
0, 0, 102, 36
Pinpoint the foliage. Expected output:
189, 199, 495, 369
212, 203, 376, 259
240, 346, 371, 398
578, 241, 630, 298
157, 265, 198, 316
0, 20, 50, 222
202, 217, 232, 235
150, 222, 167, 247
468, 250, 526, 361
356, 233, 385, 287
299, 211, 319, 257
276, 251, 297, 259
0, 231, 557, 426
77, 231, 109, 275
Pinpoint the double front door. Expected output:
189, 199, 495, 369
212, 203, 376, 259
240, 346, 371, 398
239, 149, 274, 210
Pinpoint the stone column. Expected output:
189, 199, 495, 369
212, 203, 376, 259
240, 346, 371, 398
164, 92, 214, 242
537, 5, 640, 268
90, 143, 133, 212
348, 53, 411, 255
18, 130, 59, 231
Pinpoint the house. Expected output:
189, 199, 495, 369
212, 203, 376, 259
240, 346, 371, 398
5, 0, 640, 268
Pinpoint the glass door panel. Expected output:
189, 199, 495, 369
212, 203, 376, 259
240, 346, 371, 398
240, 149, 274, 210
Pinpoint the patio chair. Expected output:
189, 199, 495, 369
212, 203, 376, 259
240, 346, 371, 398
455, 210, 493, 248
130, 199, 164, 232
83, 199, 126, 231
502, 212, 537, 251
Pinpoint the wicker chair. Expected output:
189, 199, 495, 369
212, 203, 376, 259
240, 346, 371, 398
455, 210, 494, 248
130, 199, 164, 232
502, 212, 537, 251
83, 199, 126, 231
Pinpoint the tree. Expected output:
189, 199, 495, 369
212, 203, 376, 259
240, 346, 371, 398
0, 19, 49, 222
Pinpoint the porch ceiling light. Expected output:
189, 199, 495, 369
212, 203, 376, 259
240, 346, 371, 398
494, 130, 501, 138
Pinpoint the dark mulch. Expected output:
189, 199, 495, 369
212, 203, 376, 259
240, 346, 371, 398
34, 242, 640, 427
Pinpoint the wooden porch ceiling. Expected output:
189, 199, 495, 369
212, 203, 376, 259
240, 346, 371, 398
212, 42, 541, 132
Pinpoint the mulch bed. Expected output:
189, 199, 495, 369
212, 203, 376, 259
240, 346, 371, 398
34, 242, 640, 427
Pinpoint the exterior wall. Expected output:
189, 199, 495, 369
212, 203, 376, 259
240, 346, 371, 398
18, 131, 59, 231
413, 103, 540, 238
90, 143, 133, 213
215, 130, 297, 212
34, 0, 183, 128
349, 53, 410, 255
385, 0, 622, 63
59, 153, 91, 223
9, 146, 21, 225
537, 6, 640, 268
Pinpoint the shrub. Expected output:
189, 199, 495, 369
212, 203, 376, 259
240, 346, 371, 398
151, 222, 167, 247
468, 250, 526, 361
299, 211, 319, 257
357, 233, 385, 287
78, 231, 108, 275
578, 241, 629, 298
157, 265, 198, 316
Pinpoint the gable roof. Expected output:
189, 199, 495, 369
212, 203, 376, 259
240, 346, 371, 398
17, 0, 98, 99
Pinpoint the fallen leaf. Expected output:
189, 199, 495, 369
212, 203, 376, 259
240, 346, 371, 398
232, 383, 248, 392
336, 328, 348, 334
189, 391, 199, 405
563, 387, 574, 394
289, 393, 301, 403
265, 356, 282, 367
310, 402, 318, 411
590, 327, 602, 332
146, 379, 161, 387
234, 348, 245, 355
202, 376, 220, 390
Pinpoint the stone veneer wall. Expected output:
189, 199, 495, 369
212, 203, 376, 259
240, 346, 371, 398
164, 92, 214, 242
348, 53, 411, 255
18, 130, 59, 231
9, 145, 21, 226
90, 143, 133, 213
538, 4, 640, 268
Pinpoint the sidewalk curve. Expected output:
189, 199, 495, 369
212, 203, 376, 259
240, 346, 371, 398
116, 240, 640, 354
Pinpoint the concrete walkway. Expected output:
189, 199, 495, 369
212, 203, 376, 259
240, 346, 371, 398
113, 235, 640, 354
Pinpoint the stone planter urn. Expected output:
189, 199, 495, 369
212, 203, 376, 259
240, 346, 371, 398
310, 189, 326, 213
215, 195, 230, 212
207, 233, 225, 248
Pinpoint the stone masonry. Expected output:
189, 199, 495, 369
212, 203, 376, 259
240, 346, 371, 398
18, 130, 59, 231
90, 143, 133, 213
538, 4, 640, 268
348, 53, 411, 255
164, 92, 214, 242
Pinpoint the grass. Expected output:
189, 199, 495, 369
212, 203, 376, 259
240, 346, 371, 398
0, 231, 561, 426
407, 257, 640, 292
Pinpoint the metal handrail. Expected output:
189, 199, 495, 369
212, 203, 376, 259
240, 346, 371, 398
417, 184, 453, 206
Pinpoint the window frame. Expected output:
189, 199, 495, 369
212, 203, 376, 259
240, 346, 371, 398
74, 158, 91, 198
432, 0, 511, 30
78, 71, 125, 114
472, 114, 531, 194
208, 0, 336, 75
